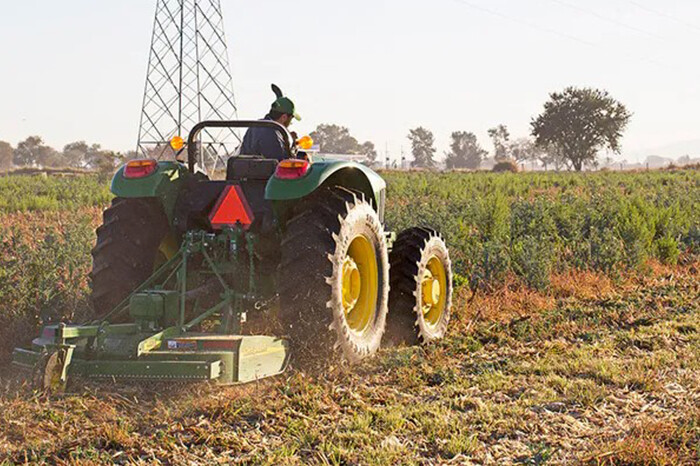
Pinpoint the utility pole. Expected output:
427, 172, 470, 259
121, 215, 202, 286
137, 0, 240, 175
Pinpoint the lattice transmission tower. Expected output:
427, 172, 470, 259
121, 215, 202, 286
137, 0, 240, 174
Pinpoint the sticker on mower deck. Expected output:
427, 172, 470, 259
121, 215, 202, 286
166, 340, 198, 351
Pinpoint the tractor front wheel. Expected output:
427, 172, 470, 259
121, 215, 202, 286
279, 187, 389, 363
387, 228, 453, 345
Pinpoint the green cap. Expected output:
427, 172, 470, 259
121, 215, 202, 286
271, 97, 301, 121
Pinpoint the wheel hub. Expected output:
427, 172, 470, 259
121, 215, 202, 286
422, 275, 441, 307
340, 235, 379, 335
421, 271, 441, 310
421, 256, 448, 328
342, 258, 361, 311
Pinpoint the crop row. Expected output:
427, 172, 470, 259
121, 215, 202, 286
384, 170, 699, 289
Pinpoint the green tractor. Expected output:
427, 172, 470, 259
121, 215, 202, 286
13, 121, 453, 391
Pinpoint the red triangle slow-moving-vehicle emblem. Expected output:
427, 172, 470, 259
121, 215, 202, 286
208, 185, 255, 230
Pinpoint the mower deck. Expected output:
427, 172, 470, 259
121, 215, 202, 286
12, 228, 293, 390
13, 330, 289, 384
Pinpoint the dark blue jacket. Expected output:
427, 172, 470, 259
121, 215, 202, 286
239, 115, 287, 161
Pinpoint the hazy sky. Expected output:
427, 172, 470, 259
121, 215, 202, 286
1, 0, 699, 162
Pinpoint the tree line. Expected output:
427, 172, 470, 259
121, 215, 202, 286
0, 127, 376, 173
0, 137, 133, 172
314, 86, 631, 172
1, 86, 631, 173
410, 87, 631, 171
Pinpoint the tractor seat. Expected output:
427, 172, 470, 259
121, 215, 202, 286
227, 156, 278, 182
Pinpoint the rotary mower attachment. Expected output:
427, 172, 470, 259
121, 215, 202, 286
13, 229, 289, 391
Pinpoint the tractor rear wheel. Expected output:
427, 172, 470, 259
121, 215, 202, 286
279, 187, 389, 364
386, 228, 452, 345
90, 198, 174, 316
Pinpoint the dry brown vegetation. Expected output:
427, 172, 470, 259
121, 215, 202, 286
0, 264, 697, 464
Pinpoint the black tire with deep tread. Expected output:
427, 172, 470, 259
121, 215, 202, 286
90, 198, 170, 316
278, 187, 389, 365
386, 227, 453, 345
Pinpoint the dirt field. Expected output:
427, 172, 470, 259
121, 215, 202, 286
0, 263, 697, 464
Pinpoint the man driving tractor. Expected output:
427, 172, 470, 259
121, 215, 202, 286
239, 84, 301, 161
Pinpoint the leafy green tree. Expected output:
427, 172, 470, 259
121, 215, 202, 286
93, 150, 124, 173
14, 136, 44, 166
536, 145, 567, 171
62, 141, 90, 167
122, 150, 140, 162
408, 127, 436, 168
531, 87, 631, 171
445, 131, 486, 169
0, 141, 13, 170
310, 124, 360, 154
14, 136, 63, 167
63, 141, 125, 170
508, 138, 541, 164
83, 144, 111, 169
488, 124, 511, 161
360, 141, 378, 165
309, 124, 377, 166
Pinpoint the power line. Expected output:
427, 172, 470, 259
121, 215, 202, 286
629, 1, 700, 33
548, 0, 668, 42
449, 0, 692, 76
450, 0, 599, 49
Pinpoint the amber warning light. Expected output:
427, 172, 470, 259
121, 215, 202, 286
170, 136, 185, 151
124, 159, 158, 179
275, 159, 310, 180
297, 135, 314, 150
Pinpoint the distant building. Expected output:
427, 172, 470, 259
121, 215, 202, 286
317, 153, 365, 163
644, 155, 674, 168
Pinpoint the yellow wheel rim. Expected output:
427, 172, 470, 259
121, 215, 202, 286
341, 235, 378, 334
421, 256, 447, 328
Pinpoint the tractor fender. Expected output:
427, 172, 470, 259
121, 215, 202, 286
265, 160, 387, 219
110, 161, 190, 223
